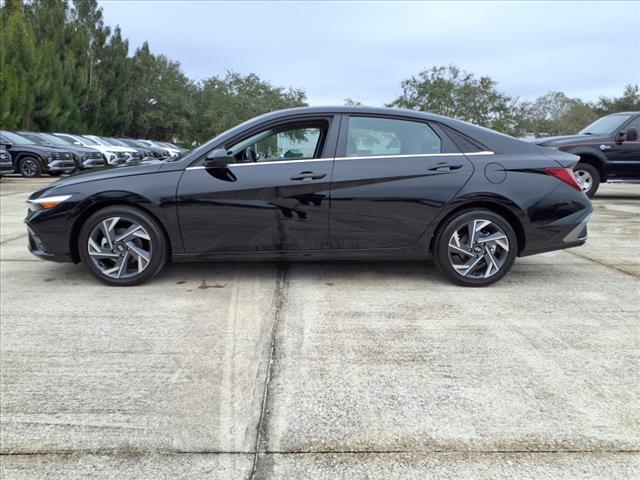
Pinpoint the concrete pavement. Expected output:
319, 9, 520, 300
1, 176, 638, 478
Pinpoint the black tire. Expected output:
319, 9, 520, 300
433, 209, 517, 287
573, 162, 600, 198
19, 157, 42, 178
78, 206, 167, 286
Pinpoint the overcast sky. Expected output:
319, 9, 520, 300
99, 0, 640, 106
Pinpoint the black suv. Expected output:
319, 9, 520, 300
0, 147, 13, 175
17, 131, 106, 170
535, 112, 640, 197
0, 131, 77, 178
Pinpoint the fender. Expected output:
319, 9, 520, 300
563, 146, 608, 177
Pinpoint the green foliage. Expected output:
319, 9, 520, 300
0, 1, 306, 143
0, 1, 637, 142
387, 65, 521, 135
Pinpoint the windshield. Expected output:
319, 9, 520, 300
79, 135, 99, 146
1, 131, 36, 145
41, 133, 71, 146
99, 137, 121, 147
580, 114, 632, 135
19, 133, 50, 146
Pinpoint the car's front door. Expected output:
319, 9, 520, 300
176, 116, 338, 253
606, 116, 640, 178
329, 115, 475, 249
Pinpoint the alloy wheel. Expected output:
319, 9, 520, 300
574, 169, 593, 193
448, 219, 510, 279
21, 159, 38, 177
87, 216, 152, 279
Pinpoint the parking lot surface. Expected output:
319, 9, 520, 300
1, 176, 639, 479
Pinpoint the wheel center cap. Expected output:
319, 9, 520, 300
116, 244, 125, 252
474, 245, 483, 253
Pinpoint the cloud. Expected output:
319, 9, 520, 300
99, 0, 640, 105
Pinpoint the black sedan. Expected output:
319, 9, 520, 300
25, 107, 592, 287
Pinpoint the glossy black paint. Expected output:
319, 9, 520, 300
1, 131, 76, 174
25, 107, 592, 268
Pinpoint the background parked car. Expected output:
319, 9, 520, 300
534, 112, 640, 197
138, 139, 182, 157
0, 147, 13, 175
17, 132, 106, 170
83, 135, 141, 162
0, 131, 76, 177
117, 138, 169, 159
53, 133, 126, 165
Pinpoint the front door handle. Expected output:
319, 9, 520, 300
428, 163, 463, 172
290, 171, 327, 181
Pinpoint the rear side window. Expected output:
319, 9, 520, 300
346, 117, 441, 157
439, 124, 488, 153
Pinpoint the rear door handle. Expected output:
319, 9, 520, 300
289, 171, 327, 181
428, 163, 463, 172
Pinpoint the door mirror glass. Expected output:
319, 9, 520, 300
625, 127, 638, 142
204, 148, 234, 168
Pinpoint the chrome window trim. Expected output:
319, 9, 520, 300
184, 151, 494, 170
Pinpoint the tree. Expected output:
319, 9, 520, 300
387, 65, 520, 135
188, 71, 307, 143
0, 0, 37, 129
344, 98, 364, 107
518, 91, 597, 136
595, 85, 640, 115
129, 42, 194, 140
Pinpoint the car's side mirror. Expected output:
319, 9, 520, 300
625, 127, 638, 142
204, 148, 234, 168
1, 142, 12, 149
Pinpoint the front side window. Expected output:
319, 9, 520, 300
579, 114, 632, 135
346, 117, 441, 157
229, 122, 327, 163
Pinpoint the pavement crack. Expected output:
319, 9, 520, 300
564, 249, 639, 278
249, 263, 289, 480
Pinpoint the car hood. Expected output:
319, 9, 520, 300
47, 160, 165, 190
533, 134, 607, 146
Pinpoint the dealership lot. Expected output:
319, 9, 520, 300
1, 177, 639, 478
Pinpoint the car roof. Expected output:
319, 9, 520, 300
211, 106, 539, 154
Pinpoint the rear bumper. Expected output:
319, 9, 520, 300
520, 208, 592, 257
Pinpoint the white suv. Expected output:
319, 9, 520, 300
53, 133, 125, 165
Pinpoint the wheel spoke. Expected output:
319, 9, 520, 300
126, 241, 150, 272
115, 223, 149, 242
480, 232, 509, 252
483, 249, 500, 278
116, 251, 130, 278
453, 255, 484, 277
88, 237, 119, 258
99, 217, 119, 249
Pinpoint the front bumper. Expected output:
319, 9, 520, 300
80, 158, 106, 169
26, 225, 69, 262
47, 160, 76, 172
0, 161, 13, 175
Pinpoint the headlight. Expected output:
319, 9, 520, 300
27, 194, 72, 211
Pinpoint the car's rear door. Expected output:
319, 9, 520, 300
176, 115, 339, 253
329, 115, 475, 249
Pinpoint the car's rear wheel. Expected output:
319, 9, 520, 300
19, 157, 42, 178
433, 209, 517, 287
573, 162, 600, 198
78, 206, 167, 286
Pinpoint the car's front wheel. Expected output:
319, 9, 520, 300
19, 157, 42, 178
573, 162, 600, 198
78, 206, 167, 286
433, 209, 517, 287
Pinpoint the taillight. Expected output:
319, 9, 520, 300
544, 167, 582, 192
